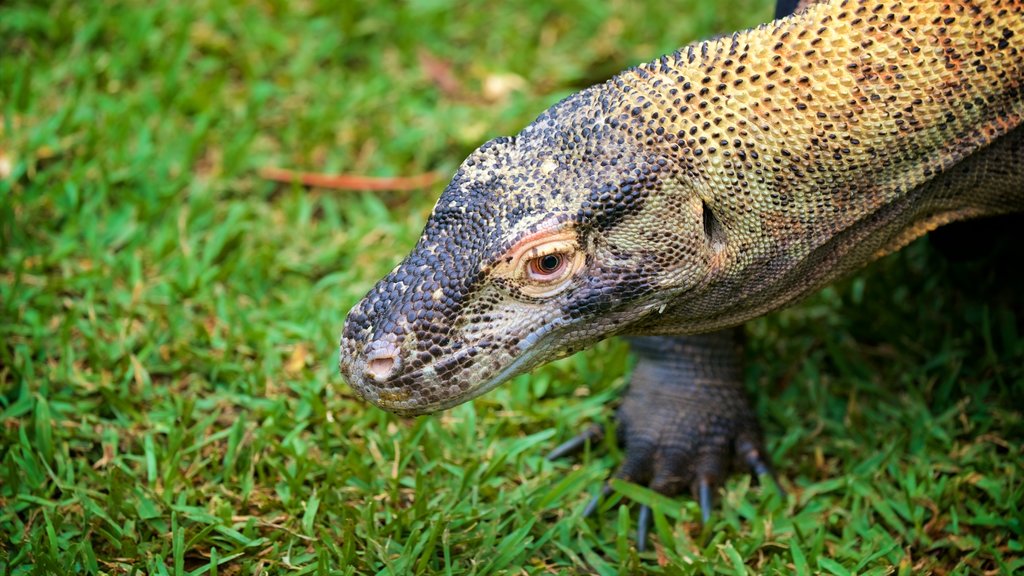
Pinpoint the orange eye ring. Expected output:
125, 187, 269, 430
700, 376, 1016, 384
497, 225, 583, 297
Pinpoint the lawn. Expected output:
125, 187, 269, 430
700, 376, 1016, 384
2, 0, 1022, 574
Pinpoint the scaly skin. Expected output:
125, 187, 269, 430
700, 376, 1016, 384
341, 0, 1024, 412
339, 0, 1024, 532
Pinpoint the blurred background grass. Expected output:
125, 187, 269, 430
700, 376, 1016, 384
1, 0, 1021, 573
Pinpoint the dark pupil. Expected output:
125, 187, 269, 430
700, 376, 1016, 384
539, 254, 561, 272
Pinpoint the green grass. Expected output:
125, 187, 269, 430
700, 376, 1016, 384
2, 0, 1022, 573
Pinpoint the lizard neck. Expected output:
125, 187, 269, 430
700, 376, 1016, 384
620, 0, 1024, 334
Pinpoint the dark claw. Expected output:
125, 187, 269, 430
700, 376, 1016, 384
744, 448, 771, 477
743, 447, 786, 498
582, 483, 612, 517
546, 424, 605, 461
637, 505, 652, 552
697, 477, 712, 523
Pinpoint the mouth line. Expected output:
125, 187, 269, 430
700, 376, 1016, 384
380, 319, 571, 416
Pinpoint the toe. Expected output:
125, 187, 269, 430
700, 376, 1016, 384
546, 423, 604, 461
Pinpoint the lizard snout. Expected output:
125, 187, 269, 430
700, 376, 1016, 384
338, 310, 406, 404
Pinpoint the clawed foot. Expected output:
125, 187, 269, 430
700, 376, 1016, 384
548, 418, 782, 551
548, 333, 785, 551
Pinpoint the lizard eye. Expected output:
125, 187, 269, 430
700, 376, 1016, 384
527, 253, 569, 280
500, 227, 583, 297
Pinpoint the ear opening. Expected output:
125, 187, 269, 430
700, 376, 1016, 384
702, 200, 727, 252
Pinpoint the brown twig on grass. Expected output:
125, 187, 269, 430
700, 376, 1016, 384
259, 167, 444, 191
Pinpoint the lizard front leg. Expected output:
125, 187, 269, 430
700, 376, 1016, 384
618, 332, 774, 501
550, 329, 779, 549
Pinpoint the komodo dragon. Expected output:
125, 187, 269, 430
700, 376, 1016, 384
339, 0, 1024, 545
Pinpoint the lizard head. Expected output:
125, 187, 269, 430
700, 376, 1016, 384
339, 82, 722, 415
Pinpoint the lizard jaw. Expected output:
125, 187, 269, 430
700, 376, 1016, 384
386, 345, 549, 416
340, 319, 572, 416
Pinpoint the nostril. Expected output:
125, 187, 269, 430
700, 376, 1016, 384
367, 355, 397, 380
363, 336, 403, 381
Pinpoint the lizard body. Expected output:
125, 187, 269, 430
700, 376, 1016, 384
341, 0, 1024, 415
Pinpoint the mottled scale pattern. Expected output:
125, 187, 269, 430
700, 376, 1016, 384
340, 0, 1024, 415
